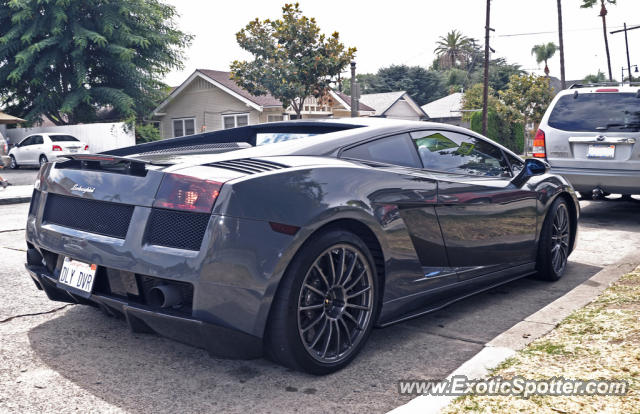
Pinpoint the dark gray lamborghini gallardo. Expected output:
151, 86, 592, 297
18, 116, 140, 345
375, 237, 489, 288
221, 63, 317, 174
24, 118, 579, 374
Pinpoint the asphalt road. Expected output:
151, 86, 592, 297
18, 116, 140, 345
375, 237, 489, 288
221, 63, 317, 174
1, 198, 639, 413
0, 168, 39, 186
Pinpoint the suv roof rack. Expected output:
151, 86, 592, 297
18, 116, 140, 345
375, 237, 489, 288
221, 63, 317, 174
569, 82, 640, 89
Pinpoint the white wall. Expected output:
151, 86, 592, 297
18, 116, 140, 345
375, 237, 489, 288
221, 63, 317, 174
5, 122, 135, 153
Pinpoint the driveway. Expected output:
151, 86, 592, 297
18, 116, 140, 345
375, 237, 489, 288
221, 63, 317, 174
0, 168, 39, 186
1, 198, 639, 413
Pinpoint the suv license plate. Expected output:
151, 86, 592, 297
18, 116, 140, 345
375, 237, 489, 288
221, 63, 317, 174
58, 257, 96, 293
587, 144, 615, 159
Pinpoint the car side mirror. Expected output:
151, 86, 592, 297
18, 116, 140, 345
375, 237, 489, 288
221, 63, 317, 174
512, 158, 549, 186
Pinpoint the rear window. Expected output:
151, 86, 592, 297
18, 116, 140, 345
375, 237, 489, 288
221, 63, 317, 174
548, 93, 640, 132
49, 135, 79, 142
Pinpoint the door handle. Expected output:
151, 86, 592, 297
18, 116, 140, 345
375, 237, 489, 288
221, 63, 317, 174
439, 195, 459, 203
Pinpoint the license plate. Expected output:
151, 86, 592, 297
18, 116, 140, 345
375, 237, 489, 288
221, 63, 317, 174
587, 144, 615, 159
58, 257, 97, 293
69, 148, 78, 153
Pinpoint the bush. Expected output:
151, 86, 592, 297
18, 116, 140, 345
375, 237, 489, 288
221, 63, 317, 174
470, 110, 523, 154
135, 123, 162, 144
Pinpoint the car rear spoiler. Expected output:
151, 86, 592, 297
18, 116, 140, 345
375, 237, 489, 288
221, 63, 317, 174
58, 154, 154, 176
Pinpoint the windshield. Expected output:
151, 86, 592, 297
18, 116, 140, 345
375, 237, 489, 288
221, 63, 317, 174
548, 93, 640, 132
49, 135, 79, 142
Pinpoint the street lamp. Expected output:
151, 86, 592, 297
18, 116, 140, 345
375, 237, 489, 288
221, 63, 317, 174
621, 65, 639, 84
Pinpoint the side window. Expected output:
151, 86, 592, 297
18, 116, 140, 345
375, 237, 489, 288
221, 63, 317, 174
20, 137, 34, 147
505, 153, 525, 176
412, 130, 511, 177
33, 135, 43, 145
341, 133, 422, 168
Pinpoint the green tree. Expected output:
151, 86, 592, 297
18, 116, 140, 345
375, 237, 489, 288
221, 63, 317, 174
581, 0, 616, 81
461, 83, 500, 121
500, 74, 554, 144
434, 30, 473, 69
583, 70, 607, 83
231, 3, 355, 117
531, 42, 558, 76
342, 65, 446, 106
0, 0, 191, 125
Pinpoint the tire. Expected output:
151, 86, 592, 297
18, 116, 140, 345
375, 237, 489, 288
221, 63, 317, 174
39, 155, 48, 167
265, 228, 379, 375
9, 155, 18, 169
535, 197, 571, 281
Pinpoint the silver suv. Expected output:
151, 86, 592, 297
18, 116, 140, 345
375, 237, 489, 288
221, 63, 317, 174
535, 84, 639, 198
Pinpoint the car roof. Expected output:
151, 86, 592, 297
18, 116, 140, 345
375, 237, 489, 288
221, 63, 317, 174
557, 84, 640, 96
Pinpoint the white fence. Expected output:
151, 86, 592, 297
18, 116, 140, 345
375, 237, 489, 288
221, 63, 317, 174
5, 122, 135, 153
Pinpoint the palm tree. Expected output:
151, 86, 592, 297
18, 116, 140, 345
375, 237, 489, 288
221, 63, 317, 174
434, 30, 473, 69
531, 42, 558, 76
581, 0, 616, 81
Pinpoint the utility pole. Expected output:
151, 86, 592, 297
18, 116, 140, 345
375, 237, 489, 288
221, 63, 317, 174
481, 0, 492, 136
557, 0, 566, 89
349, 61, 360, 117
611, 23, 640, 84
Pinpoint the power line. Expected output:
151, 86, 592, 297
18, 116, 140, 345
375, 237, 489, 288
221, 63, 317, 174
495, 24, 638, 38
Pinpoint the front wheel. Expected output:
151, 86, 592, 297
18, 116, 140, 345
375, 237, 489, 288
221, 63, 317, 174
535, 198, 571, 281
39, 155, 48, 167
265, 229, 378, 375
9, 155, 18, 169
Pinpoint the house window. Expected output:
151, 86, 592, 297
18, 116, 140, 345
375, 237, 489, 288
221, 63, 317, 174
222, 114, 249, 129
173, 118, 196, 137
267, 115, 284, 123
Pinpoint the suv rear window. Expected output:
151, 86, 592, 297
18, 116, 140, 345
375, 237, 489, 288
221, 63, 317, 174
49, 135, 79, 142
548, 93, 640, 132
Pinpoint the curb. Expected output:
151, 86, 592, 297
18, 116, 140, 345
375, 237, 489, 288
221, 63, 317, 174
389, 254, 639, 414
0, 196, 32, 205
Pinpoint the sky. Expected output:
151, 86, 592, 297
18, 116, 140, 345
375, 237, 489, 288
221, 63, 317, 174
163, 0, 640, 87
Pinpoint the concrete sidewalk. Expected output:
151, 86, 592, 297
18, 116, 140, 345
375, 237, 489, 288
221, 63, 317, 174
0, 185, 33, 205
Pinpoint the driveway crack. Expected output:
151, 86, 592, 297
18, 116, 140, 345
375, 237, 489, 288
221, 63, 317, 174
0, 304, 73, 323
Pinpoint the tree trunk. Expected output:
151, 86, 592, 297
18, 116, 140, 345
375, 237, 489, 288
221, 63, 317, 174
557, 0, 566, 89
600, 1, 613, 81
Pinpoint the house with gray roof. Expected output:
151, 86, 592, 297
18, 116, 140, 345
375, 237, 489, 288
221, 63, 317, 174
358, 91, 427, 121
151, 69, 285, 139
420, 92, 469, 128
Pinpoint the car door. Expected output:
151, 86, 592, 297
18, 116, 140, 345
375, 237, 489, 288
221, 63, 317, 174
14, 136, 34, 163
28, 135, 45, 164
411, 129, 538, 281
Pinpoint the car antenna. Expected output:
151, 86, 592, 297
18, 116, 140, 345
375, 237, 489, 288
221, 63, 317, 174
573, 90, 579, 99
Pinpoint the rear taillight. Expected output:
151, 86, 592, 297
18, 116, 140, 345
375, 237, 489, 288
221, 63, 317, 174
532, 129, 546, 158
52, 145, 62, 151
2, 143, 6, 153
84, 145, 89, 151
153, 173, 222, 213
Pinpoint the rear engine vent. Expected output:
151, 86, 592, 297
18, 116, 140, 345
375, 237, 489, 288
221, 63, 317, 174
28, 189, 41, 217
208, 158, 286, 174
146, 208, 210, 251
43, 194, 134, 239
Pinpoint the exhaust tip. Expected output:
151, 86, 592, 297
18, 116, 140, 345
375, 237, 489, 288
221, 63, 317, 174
148, 285, 183, 308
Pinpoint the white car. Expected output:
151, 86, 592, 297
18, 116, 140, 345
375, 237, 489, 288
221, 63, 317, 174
9, 133, 89, 169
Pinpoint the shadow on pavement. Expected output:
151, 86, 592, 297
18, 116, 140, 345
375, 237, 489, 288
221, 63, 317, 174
28, 260, 600, 413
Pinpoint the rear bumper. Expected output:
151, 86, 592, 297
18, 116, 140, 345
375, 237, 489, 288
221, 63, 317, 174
549, 166, 640, 194
25, 263, 262, 359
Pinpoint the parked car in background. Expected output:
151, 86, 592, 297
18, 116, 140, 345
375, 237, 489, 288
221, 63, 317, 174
0, 134, 9, 167
9, 133, 89, 168
24, 119, 579, 374
535, 84, 640, 199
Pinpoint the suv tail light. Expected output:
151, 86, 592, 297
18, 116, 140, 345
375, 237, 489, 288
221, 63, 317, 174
84, 145, 89, 151
532, 129, 546, 158
153, 173, 222, 213
52, 145, 62, 151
